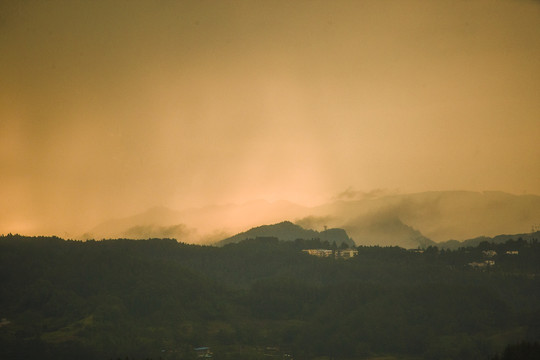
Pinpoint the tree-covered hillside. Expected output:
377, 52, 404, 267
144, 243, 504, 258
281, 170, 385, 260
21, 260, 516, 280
0, 234, 539, 360
216, 221, 354, 247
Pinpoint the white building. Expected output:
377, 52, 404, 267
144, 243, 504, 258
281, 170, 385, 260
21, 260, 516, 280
336, 249, 358, 259
302, 249, 334, 257
302, 248, 358, 259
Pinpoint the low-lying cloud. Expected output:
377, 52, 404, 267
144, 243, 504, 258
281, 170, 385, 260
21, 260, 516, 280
122, 224, 194, 240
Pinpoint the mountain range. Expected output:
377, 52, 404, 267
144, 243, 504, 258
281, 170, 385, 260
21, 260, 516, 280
437, 230, 540, 250
82, 191, 540, 249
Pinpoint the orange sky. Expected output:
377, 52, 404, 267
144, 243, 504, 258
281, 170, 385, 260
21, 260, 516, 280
1, 0, 539, 236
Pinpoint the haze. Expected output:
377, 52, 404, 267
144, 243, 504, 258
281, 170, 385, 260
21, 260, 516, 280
1, 0, 539, 237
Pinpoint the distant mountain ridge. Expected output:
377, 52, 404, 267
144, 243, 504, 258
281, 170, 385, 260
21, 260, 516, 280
437, 230, 540, 250
305, 190, 540, 247
84, 200, 307, 243
82, 191, 540, 249
216, 221, 355, 247
341, 214, 436, 249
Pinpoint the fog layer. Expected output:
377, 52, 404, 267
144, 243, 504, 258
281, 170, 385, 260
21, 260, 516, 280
1, 0, 539, 236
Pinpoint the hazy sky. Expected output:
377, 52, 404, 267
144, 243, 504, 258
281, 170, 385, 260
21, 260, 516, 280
1, 0, 539, 236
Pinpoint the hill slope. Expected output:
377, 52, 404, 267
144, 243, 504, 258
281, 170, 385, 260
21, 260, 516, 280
1, 234, 539, 360
216, 221, 354, 247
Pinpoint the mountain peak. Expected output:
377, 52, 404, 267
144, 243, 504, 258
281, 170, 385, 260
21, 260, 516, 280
216, 221, 354, 247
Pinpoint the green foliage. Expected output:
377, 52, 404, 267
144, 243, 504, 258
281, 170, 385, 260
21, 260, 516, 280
0, 234, 539, 360
491, 341, 540, 360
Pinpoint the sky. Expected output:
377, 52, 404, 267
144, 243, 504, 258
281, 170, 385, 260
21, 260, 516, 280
1, 0, 539, 236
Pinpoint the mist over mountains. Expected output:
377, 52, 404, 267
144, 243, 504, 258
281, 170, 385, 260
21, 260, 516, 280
83, 191, 540, 249
85, 200, 308, 244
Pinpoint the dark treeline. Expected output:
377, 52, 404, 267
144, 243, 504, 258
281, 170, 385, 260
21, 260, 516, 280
490, 341, 540, 360
0, 234, 539, 360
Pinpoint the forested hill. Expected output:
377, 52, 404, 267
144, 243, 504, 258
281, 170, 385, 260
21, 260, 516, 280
216, 221, 355, 247
1, 234, 539, 360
